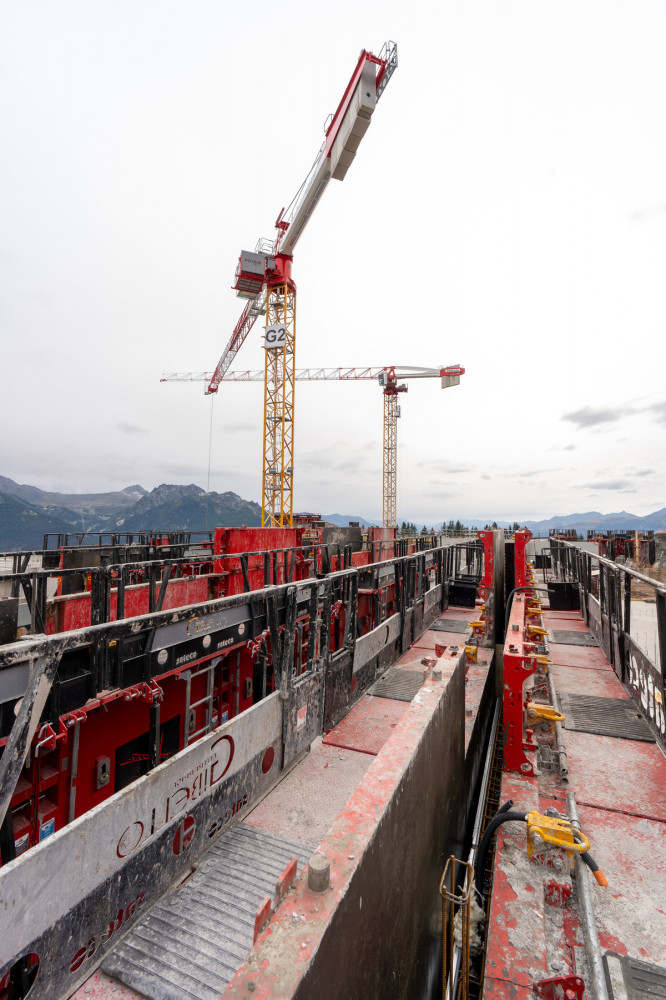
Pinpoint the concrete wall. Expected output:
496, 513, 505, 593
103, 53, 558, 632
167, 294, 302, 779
225, 648, 466, 1000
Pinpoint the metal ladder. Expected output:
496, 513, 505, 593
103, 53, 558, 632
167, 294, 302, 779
183, 658, 218, 746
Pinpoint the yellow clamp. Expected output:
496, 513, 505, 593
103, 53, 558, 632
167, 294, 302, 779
526, 625, 549, 637
469, 621, 486, 634
526, 703, 565, 726
464, 645, 478, 663
526, 811, 590, 858
534, 655, 552, 673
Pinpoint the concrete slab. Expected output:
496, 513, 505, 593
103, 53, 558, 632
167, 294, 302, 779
539, 728, 666, 822
548, 644, 612, 671
411, 628, 464, 652
322, 697, 409, 755
484, 773, 548, 990
543, 611, 588, 623
543, 615, 590, 632
223, 647, 466, 1000
71, 971, 142, 1000
551, 663, 630, 701
576, 803, 666, 967
245, 741, 374, 847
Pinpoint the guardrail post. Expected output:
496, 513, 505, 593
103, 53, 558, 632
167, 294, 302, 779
657, 592, 666, 689
0, 651, 59, 829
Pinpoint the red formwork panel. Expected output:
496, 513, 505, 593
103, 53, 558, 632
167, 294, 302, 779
323, 697, 410, 755
48, 576, 210, 633
214, 526, 310, 594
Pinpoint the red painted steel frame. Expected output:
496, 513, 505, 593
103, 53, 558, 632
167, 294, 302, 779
514, 528, 533, 588
503, 591, 540, 776
3, 526, 423, 865
477, 529, 495, 604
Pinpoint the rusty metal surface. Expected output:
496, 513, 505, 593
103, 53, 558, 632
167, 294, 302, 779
323, 696, 409, 755
101, 823, 312, 1000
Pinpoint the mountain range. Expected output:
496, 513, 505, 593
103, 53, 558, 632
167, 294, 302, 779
509, 509, 666, 535
0, 475, 664, 550
0, 479, 263, 550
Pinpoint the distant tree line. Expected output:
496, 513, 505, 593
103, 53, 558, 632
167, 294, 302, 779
398, 519, 529, 537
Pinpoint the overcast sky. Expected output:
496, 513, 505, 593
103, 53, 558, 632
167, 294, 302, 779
1, 1, 665, 525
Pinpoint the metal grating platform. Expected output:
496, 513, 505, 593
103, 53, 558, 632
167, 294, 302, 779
605, 953, 666, 999
101, 823, 313, 1000
431, 619, 471, 633
550, 629, 598, 646
368, 666, 425, 702
558, 692, 656, 743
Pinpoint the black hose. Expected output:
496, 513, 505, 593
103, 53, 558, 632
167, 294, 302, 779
474, 805, 528, 894
504, 586, 551, 639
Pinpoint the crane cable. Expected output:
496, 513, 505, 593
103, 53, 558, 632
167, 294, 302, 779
205, 393, 214, 531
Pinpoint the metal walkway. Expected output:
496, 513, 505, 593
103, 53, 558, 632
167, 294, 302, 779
101, 823, 313, 1000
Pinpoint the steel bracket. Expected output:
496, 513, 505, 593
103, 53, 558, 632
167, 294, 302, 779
533, 974, 585, 999
122, 680, 163, 704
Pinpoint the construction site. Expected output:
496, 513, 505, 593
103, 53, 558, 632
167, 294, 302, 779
1, 19, 665, 1000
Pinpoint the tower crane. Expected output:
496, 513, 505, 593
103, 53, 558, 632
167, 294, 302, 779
175, 42, 397, 528
161, 364, 465, 527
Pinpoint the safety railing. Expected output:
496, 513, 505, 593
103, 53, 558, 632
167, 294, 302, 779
550, 538, 666, 751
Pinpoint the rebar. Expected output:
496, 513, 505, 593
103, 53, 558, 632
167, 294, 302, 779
439, 855, 474, 1000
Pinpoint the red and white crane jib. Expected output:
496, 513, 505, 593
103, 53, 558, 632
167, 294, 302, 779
204, 41, 398, 396
163, 363, 465, 387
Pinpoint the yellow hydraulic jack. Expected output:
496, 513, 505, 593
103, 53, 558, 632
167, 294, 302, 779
526, 703, 565, 733
525, 811, 607, 885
